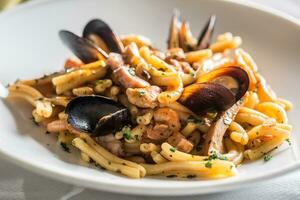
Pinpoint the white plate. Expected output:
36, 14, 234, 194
0, 0, 299, 196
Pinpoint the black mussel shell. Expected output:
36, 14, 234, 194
59, 30, 108, 63
83, 19, 124, 54
197, 15, 216, 50
179, 83, 235, 114
197, 66, 249, 101
65, 96, 130, 137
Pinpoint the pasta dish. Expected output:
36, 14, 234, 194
6, 12, 293, 179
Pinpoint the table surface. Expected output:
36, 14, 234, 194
1, 0, 300, 199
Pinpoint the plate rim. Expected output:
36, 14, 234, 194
0, 0, 300, 196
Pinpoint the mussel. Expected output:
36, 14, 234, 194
59, 30, 108, 63
83, 19, 124, 54
197, 15, 216, 50
65, 96, 130, 137
167, 11, 216, 52
167, 10, 181, 49
179, 66, 249, 114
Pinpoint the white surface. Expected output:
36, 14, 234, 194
0, 0, 300, 199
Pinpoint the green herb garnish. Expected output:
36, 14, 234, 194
170, 147, 176, 152
206, 111, 218, 119
122, 125, 132, 140
263, 154, 272, 162
139, 91, 146, 96
187, 116, 203, 125
208, 150, 228, 161
205, 161, 212, 168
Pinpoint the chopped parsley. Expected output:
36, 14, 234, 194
139, 91, 146, 96
207, 150, 228, 161
127, 68, 136, 76
60, 142, 70, 153
205, 161, 212, 168
187, 116, 203, 125
204, 150, 228, 169
286, 138, 292, 146
95, 80, 104, 84
122, 125, 133, 140
170, 147, 176, 152
263, 154, 272, 162
206, 111, 218, 119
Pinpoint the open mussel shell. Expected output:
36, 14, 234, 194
197, 15, 216, 50
179, 83, 235, 114
59, 30, 108, 63
197, 66, 249, 100
83, 19, 124, 54
65, 96, 130, 137
167, 10, 181, 49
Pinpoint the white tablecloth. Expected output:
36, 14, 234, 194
1, 0, 300, 199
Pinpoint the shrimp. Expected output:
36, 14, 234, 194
153, 108, 181, 131
126, 86, 161, 108
107, 53, 150, 88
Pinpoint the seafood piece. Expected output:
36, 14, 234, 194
153, 108, 181, 131
83, 19, 124, 53
202, 100, 243, 155
167, 132, 193, 153
65, 96, 130, 137
97, 134, 124, 156
59, 30, 108, 63
107, 53, 150, 88
167, 10, 181, 49
126, 86, 161, 109
179, 20, 197, 51
179, 66, 249, 113
197, 15, 216, 50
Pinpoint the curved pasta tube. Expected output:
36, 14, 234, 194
150, 151, 168, 164
120, 34, 152, 48
223, 138, 244, 165
140, 143, 161, 154
81, 135, 146, 177
235, 49, 258, 72
243, 91, 259, 109
124, 124, 147, 143
141, 160, 237, 178
140, 46, 175, 72
72, 138, 141, 178
160, 143, 206, 161
275, 98, 293, 111
228, 122, 248, 145
247, 124, 290, 141
255, 102, 288, 123
157, 74, 183, 104
210, 35, 242, 53
8, 84, 43, 106
238, 107, 269, 119
235, 51, 257, 90
235, 113, 267, 126
52, 67, 107, 94
244, 136, 287, 160
255, 74, 277, 102
185, 49, 213, 63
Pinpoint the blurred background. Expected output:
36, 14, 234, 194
0, 0, 299, 19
